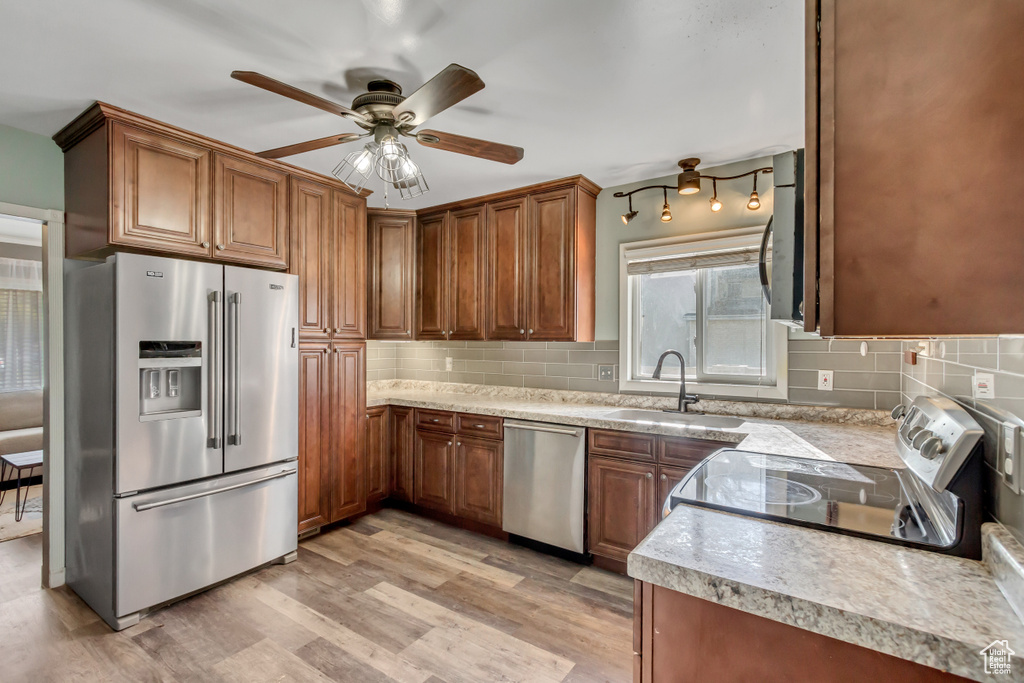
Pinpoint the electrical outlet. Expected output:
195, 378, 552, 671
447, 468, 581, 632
817, 370, 834, 391
598, 365, 614, 381
1001, 421, 1021, 493
445, 357, 453, 372
974, 372, 995, 399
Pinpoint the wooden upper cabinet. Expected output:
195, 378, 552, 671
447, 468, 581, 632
290, 178, 332, 339
449, 206, 487, 340
528, 187, 576, 341
110, 122, 212, 257
806, 0, 1024, 336
331, 191, 367, 339
367, 210, 415, 340
212, 154, 288, 268
329, 341, 366, 522
486, 197, 528, 339
415, 211, 449, 340
297, 342, 331, 532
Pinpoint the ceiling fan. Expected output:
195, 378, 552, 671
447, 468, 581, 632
231, 64, 524, 200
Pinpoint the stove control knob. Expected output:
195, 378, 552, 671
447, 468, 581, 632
920, 436, 945, 460
911, 429, 934, 449
891, 404, 906, 420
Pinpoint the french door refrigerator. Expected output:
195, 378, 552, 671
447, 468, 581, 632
65, 253, 298, 630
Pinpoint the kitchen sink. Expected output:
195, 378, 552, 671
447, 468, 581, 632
601, 409, 745, 429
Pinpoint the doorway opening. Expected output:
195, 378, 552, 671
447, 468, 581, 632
0, 213, 45, 542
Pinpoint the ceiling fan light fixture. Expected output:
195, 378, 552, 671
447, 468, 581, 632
394, 165, 430, 200
332, 141, 379, 193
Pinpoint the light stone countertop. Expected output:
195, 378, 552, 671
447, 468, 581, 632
369, 381, 1024, 681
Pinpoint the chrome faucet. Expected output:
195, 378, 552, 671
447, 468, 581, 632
652, 349, 699, 413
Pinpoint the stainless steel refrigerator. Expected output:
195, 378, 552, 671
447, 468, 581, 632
65, 253, 299, 630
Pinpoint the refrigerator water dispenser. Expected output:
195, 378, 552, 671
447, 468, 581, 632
138, 341, 202, 421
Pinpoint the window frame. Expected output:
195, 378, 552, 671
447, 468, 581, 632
618, 227, 789, 400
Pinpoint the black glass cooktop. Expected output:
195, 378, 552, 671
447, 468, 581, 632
668, 449, 961, 551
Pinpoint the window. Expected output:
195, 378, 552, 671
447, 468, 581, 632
0, 257, 44, 393
619, 228, 788, 400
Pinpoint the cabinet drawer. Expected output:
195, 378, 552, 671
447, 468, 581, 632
456, 413, 503, 439
588, 429, 656, 462
658, 436, 730, 468
415, 408, 456, 433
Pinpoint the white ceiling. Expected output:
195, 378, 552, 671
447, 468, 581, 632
0, 0, 804, 209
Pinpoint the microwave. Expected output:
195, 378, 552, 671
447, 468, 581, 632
759, 149, 805, 326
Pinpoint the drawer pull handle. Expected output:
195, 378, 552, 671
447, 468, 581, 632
431, 418, 440, 422
474, 424, 485, 428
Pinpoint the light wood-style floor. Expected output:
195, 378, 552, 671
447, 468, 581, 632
0, 509, 634, 682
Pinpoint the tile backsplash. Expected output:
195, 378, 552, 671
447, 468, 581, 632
367, 333, 903, 411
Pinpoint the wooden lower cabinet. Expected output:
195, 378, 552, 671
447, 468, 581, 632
634, 582, 967, 682
454, 435, 503, 526
297, 343, 331, 532
365, 405, 388, 504
390, 406, 414, 502
588, 456, 657, 562
414, 428, 456, 514
658, 465, 690, 512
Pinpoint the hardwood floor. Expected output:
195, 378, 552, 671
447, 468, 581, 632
0, 509, 634, 682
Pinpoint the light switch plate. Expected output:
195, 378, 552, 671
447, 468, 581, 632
974, 372, 995, 399
598, 365, 615, 381
817, 369, 834, 391
445, 357, 453, 372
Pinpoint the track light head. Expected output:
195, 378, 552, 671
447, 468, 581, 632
747, 190, 761, 210
677, 157, 701, 195
621, 210, 638, 225
661, 202, 672, 222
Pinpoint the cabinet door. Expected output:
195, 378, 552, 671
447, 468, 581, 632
415, 211, 449, 340
290, 177, 332, 339
390, 406, 414, 502
810, 0, 1024, 336
587, 456, 657, 562
486, 197, 528, 340
298, 343, 331, 532
658, 465, 691, 522
368, 212, 415, 340
331, 191, 367, 339
212, 154, 288, 268
527, 187, 576, 341
366, 406, 389, 504
414, 428, 455, 513
110, 122, 211, 257
329, 342, 366, 522
454, 435, 502, 526
449, 206, 487, 340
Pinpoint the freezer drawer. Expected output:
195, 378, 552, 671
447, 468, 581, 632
115, 462, 297, 618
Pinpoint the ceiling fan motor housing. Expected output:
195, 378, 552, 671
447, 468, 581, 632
352, 79, 406, 124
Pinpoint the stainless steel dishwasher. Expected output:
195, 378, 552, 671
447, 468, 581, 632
502, 419, 586, 554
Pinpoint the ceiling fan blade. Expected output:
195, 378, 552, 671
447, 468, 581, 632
256, 133, 363, 159
416, 129, 524, 165
392, 64, 485, 127
231, 71, 369, 123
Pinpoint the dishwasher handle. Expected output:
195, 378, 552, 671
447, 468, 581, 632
504, 423, 580, 438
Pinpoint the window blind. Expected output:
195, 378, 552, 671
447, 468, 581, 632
626, 244, 768, 275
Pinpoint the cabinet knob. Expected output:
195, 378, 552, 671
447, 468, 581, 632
457, 442, 461, 446
334, 328, 341, 333
529, 329, 533, 335
216, 244, 225, 250
447, 441, 452, 446
646, 472, 653, 479
660, 474, 667, 481
202, 241, 210, 248
519, 329, 525, 335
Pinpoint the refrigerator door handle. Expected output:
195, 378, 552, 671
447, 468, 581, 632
208, 291, 222, 449
229, 292, 242, 446
131, 468, 294, 512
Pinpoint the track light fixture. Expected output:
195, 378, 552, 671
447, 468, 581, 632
709, 179, 722, 212
621, 195, 638, 224
612, 158, 773, 226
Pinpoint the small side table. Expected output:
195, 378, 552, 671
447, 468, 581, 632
0, 450, 43, 522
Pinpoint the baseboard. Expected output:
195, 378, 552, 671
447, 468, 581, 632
45, 566, 66, 589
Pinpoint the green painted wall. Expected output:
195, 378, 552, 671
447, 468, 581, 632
593, 156, 775, 339
0, 123, 64, 211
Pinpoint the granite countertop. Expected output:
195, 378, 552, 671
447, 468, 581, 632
368, 384, 902, 468
629, 508, 1024, 681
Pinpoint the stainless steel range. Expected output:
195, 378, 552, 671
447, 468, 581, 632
664, 396, 985, 558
